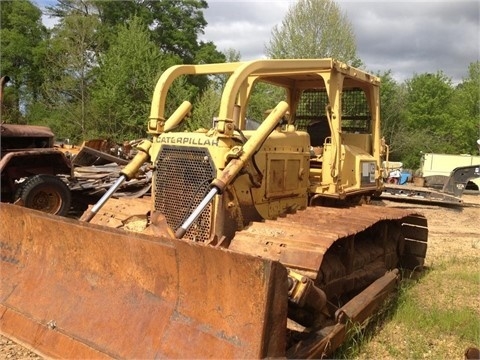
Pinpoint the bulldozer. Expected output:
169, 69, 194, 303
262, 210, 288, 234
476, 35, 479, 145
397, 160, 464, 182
0, 59, 428, 358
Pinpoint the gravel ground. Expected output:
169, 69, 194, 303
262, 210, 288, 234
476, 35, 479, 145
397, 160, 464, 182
0, 337, 41, 359
1, 194, 479, 359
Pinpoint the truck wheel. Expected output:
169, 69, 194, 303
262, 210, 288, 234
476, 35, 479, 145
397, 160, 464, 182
15, 174, 71, 216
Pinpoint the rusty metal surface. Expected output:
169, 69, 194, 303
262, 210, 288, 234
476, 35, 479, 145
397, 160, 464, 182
79, 197, 152, 227
227, 204, 427, 358
335, 269, 399, 324
381, 184, 464, 206
72, 139, 134, 167
73, 145, 128, 167
0, 201, 429, 359
0, 150, 72, 178
76, 145, 129, 166
229, 204, 428, 278
286, 269, 400, 359
0, 203, 288, 359
0, 124, 54, 139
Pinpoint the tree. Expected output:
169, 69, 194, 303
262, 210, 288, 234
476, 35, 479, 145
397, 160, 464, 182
223, 48, 241, 63
266, 0, 359, 65
190, 83, 221, 130
46, 0, 97, 17
91, 17, 177, 141
377, 66, 479, 169
47, 0, 225, 68
401, 72, 455, 166
91, 0, 221, 64
40, 12, 100, 141
379, 72, 404, 142
447, 61, 480, 154
389, 126, 439, 170
405, 72, 453, 130
145, 0, 208, 63
377, 71, 409, 158
0, 0, 47, 122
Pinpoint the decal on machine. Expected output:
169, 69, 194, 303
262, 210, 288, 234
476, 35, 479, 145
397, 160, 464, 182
156, 136, 219, 146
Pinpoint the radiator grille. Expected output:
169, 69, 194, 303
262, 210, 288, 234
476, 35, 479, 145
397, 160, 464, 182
154, 145, 216, 242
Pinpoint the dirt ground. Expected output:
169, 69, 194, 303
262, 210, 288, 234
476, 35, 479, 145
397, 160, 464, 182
1, 194, 479, 359
380, 193, 480, 266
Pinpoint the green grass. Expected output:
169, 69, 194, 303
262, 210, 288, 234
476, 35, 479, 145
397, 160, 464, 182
395, 294, 479, 342
333, 256, 480, 359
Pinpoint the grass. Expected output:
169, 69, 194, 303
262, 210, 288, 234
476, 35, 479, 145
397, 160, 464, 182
332, 256, 480, 359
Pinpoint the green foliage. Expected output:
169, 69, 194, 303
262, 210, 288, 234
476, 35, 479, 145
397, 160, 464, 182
92, 0, 212, 64
24, 0, 223, 142
194, 41, 226, 65
405, 72, 453, 130
266, 0, 359, 64
26, 100, 72, 139
189, 42, 226, 95
401, 72, 463, 167
247, 82, 286, 123
1, 85, 23, 123
190, 83, 221, 131
379, 65, 480, 169
46, 0, 97, 17
378, 71, 407, 144
146, 0, 208, 62
166, 75, 198, 117
0, 0, 47, 122
92, 17, 178, 141
223, 48, 241, 63
447, 61, 480, 153
39, 12, 100, 142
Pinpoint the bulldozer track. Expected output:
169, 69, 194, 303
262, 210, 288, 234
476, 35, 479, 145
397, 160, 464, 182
230, 204, 428, 285
229, 204, 428, 357
229, 205, 428, 294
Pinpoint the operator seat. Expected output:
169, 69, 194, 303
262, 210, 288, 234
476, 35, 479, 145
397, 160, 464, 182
306, 119, 330, 147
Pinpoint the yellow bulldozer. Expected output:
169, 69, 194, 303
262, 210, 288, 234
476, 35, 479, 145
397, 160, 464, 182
0, 59, 428, 358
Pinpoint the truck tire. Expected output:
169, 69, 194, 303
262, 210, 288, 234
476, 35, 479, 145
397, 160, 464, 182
15, 174, 71, 217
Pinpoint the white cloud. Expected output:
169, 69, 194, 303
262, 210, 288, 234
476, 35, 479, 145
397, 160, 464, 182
201, 0, 294, 60
201, 0, 480, 83
36, 0, 479, 83
337, 1, 479, 82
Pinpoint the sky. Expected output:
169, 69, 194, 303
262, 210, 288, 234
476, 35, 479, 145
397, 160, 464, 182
38, 0, 479, 84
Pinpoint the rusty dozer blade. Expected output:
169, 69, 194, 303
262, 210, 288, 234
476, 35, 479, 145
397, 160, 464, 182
0, 203, 288, 359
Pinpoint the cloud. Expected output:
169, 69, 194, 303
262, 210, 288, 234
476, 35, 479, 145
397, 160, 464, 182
201, 0, 294, 59
35, 0, 479, 83
201, 0, 480, 83
341, 1, 479, 82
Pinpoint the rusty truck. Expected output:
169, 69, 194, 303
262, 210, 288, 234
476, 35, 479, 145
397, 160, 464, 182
0, 76, 72, 216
